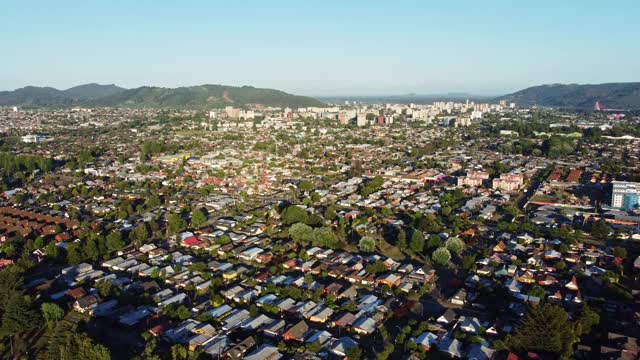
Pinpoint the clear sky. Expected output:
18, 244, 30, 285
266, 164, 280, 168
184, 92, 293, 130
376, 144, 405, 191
1, 0, 639, 96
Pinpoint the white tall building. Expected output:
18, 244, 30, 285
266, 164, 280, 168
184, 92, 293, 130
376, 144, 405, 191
356, 113, 367, 127
611, 181, 640, 210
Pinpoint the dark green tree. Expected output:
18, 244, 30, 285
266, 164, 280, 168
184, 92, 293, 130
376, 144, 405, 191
0, 293, 39, 345
505, 303, 575, 356
298, 180, 314, 192
191, 208, 207, 228
83, 236, 99, 261
131, 222, 150, 245
358, 236, 376, 253
527, 285, 546, 299
432, 247, 451, 266
445, 237, 464, 255
288, 223, 314, 244
410, 230, 425, 253
44, 331, 111, 360
41, 302, 65, 329
590, 219, 610, 240
65, 242, 83, 265
396, 228, 407, 250
426, 234, 442, 250
96, 279, 112, 298
168, 213, 187, 234
106, 231, 124, 253
281, 206, 309, 225
145, 195, 161, 209
313, 227, 339, 249
577, 304, 600, 335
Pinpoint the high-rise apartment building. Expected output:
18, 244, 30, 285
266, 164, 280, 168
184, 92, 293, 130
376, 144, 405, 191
611, 181, 640, 210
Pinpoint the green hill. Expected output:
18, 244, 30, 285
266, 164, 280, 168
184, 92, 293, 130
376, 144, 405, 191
0, 83, 325, 109
0, 86, 76, 107
0, 84, 126, 107
63, 83, 126, 99
497, 82, 640, 109
91, 84, 325, 109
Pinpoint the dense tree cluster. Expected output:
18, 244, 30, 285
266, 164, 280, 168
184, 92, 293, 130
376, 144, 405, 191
288, 222, 339, 249
360, 176, 384, 197
281, 206, 309, 225
0, 152, 54, 173
42, 331, 111, 360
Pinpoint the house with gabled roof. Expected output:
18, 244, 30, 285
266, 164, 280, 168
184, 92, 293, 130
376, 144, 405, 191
202, 335, 231, 358
438, 336, 464, 358
262, 319, 286, 338
565, 275, 579, 291
413, 332, 438, 351
536, 273, 558, 286
437, 309, 457, 325
457, 316, 482, 334
243, 344, 282, 360
225, 336, 256, 360
352, 316, 376, 335
283, 320, 310, 342
376, 273, 401, 287
466, 344, 495, 360
515, 269, 536, 284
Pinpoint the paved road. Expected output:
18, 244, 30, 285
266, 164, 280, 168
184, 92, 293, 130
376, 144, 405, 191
518, 172, 545, 210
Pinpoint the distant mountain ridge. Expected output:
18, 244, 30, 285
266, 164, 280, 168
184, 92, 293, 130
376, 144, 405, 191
497, 82, 640, 109
0, 84, 126, 108
0, 83, 325, 109
5, 82, 639, 110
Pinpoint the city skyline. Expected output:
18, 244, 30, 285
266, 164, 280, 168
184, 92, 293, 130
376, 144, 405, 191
2, 0, 639, 96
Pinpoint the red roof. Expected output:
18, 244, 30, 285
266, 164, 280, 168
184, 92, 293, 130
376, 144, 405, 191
149, 321, 174, 336
566, 169, 582, 183
182, 236, 199, 246
255, 272, 271, 282
283, 259, 297, 268
66, 287, 86, 300
506, 353, 521, 360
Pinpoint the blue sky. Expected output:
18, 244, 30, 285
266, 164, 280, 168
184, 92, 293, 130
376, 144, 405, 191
1, 0, 639, 95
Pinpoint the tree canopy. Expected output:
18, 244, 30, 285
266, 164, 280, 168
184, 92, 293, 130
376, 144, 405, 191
445, 237, 465, 255
504, 303, 575, 357
432, 247, 451, 266
191, 208, 207, 228
281, 206, 309, 225
358, 236, 376, 253
409, 230, 425, 253
289, 222, 314, 244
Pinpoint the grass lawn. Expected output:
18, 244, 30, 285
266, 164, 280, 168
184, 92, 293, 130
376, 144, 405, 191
377, 238, 405, 261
